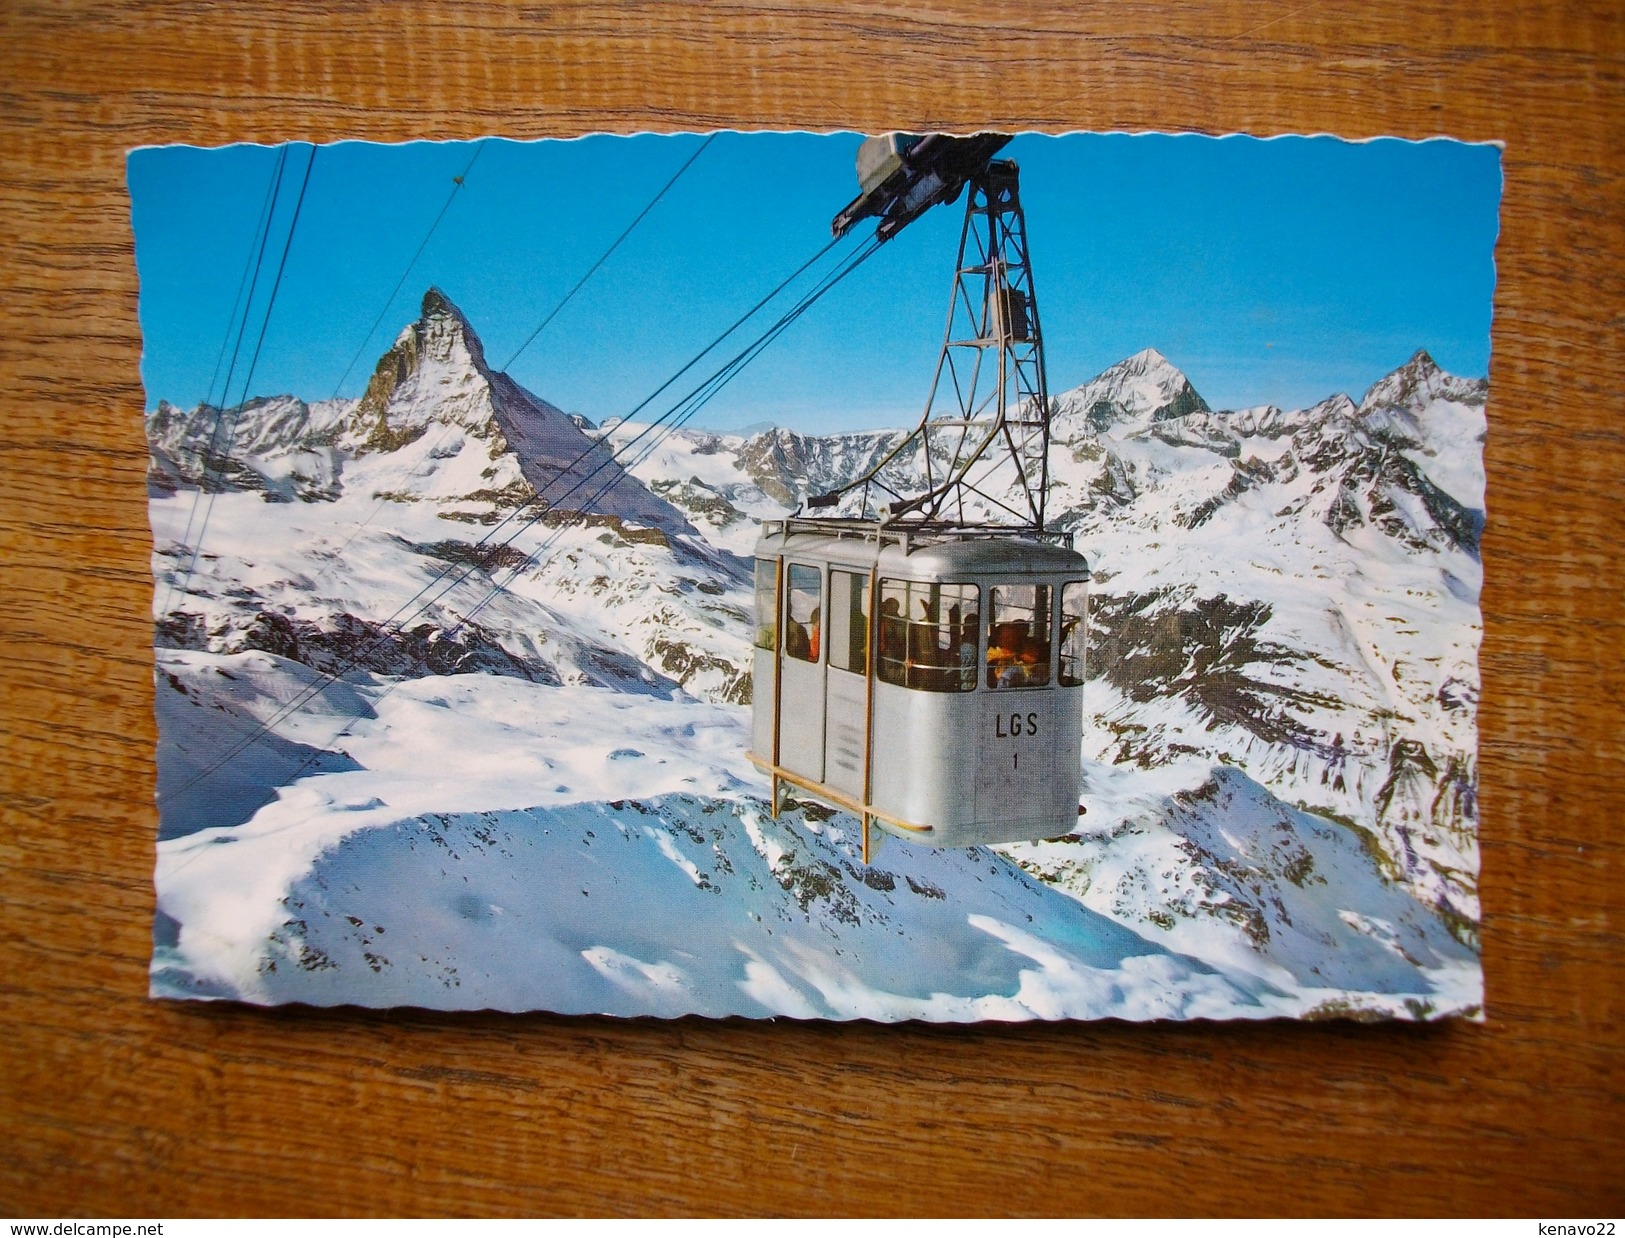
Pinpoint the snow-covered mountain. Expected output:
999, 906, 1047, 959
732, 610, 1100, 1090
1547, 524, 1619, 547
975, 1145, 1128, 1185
1049, 349, 1485, 928
148, 394, 352, 503
600, 346, 1487, 939
147, 292, 1485, 1020
150, 288, 690, 532
1052, 345, 1212, 434
150, 290, 748, 710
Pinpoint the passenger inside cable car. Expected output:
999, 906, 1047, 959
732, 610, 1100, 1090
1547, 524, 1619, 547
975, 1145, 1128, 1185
987, 584, 1052, 688
783, 566, 819, 662
877, 580, 979, 691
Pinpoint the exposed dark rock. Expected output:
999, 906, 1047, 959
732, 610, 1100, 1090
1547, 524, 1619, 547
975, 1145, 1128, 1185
157, 604, 560, 685
648, 634, 751, 704
1183, 455, 1275, 529
410, 538, 536, 574
1089, 590, 1340, 749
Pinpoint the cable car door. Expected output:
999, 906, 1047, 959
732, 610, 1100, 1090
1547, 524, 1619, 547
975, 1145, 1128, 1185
975, 581, 1059, 822
778, 562, 826, 782
822, 568, 871, 799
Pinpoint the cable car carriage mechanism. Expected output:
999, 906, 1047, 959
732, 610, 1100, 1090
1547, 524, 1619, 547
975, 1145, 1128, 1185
749, 134, 1092, 861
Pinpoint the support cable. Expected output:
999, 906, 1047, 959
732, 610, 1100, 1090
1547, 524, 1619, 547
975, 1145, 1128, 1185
159, 145, 289, 616
169, 229, 868, 798
455, 235, 885, 632
173, 143, 319, 602
501, 135, 715, 373
329, 141, 489, 400
315, 134, 715, 573
201, 152, 289, 432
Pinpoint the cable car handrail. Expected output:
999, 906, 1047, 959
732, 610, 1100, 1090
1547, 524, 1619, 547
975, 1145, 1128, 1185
759, 515, 1075, 552
746, 754, 936, 837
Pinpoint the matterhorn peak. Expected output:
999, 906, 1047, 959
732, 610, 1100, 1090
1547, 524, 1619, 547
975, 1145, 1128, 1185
349, 286, 493, 451
339, 288, 692, 533
416, 285, 489, 369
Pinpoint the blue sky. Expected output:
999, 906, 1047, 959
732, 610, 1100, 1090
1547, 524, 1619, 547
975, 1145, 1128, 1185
129, 132, 1501, 433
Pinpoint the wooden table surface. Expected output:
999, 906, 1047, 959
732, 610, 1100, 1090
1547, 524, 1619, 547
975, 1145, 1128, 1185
2, 0, 1620, 1218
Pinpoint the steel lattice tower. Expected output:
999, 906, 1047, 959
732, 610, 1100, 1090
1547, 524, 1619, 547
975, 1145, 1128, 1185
833, 160, 1054, 533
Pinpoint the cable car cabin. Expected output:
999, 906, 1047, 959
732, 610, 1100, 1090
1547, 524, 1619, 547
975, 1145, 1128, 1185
749, 518, 1090, 857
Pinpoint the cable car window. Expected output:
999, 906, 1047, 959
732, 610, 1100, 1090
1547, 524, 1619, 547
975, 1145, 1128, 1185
783, 563, 822, 663
753, 558, 778, 652
828, 570, 870, 675
1059, 580, 1088, 686
878, 579, 979, 692
987, 584, 1053, 689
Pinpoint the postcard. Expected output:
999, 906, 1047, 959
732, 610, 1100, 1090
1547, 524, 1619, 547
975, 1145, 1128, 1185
132, 131, 1499, 1019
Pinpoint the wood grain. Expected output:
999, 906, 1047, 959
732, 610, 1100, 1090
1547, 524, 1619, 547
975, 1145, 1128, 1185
1, 0, 1620, 1218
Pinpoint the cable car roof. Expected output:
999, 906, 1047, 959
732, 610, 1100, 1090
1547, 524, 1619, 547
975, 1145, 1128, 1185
755, 519, 1089, 578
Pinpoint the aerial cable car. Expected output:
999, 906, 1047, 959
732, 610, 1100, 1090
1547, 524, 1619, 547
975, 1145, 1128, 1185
749, 133, 1092, 861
